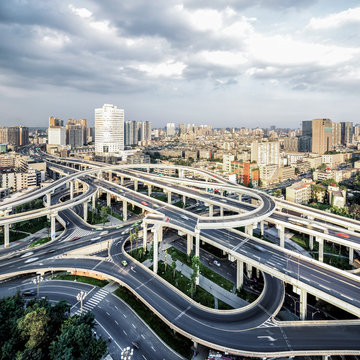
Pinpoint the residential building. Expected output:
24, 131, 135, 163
328, 185, 346, 208
311, 118, 333, 154
95, 104, 124, 154
0, 127, 8, 144
251, 141, 280, 166
286, 179, 314, 204
279, 166, 296, 182
230, 161, 259, 186
332, 122, 341, 147
166, 123, 176, 137
222, 154, 235, 172
66, 119, 87, 147
48, 126, 66, 145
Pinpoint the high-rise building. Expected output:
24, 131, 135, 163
0, 127, 8, 144
251, 141, 280, 166
66, 119, 87, 147
95, 104, 124, 154
166, 123, 176, 137
298, 120, 312, 152
143, 121, 152, 141
125, 120, 138, 146
312, 118, 332, 154
19, 126, 29, 146
332, 122, 341, 147
340, 122, 353, 145
178, 123, 186, 136
48, 116, 65, 145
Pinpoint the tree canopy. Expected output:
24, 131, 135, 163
0, 293, 107, 360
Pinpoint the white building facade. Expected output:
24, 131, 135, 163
95, 104, 124, 154
48, 127, 65, 146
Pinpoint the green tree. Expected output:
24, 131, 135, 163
190, 256, 201, 298
100, 206, 108, 226
171, 261, 177, 279
317, 163, 327, 171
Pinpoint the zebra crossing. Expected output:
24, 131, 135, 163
74, 288, 109, 315
258, 318, 276, 328
62, 227, 94, 242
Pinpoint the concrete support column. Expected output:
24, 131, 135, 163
4, 224, 9, 248
142, 222, 147, 250
108, 171, 112, 182
220, 207, 224, 217
245, 224, 253, 237
92, 194, 96, 209
123, 200, 127, 221
97, 171, 102, 179
182, 195, 186, 208
195, 229, 200, 285
179, 169, 184, 178
309, 235, 314, 250
220, 190, 223, 197
349, 247, 354, 265
121, 176, 124, 186
236, 259, 244, 289
299, 289, 307, 320
277, 225, 285, 248
46, 193, 51, 207
209, 204, 213, 217
74, 180, 79, 192
246, 263, 253, 278
107, 193, 111, 207
238, 194, 242, 201
148, 185, 152, 197
316, 237, 324, 263
186, 234, 193, 255
152, 227, 159, 274
50, 214, 56, 240
83, 202, 88, 222
158, 226, 163, 243
260, 221, 264, 236
70, 181, 74, 200
134, 180, 138, 192
167, 191, 171, 204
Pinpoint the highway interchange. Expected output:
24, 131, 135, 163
0, 152, 360, 358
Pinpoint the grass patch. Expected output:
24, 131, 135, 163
29, 237, 51, 248
156, 261, 233, 310
52, 274, 109, 288
114, 286, 192, 359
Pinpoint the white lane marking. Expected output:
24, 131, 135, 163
123, 313, 127, 318
95, 319, 122, 351
123, 330, 127, 336
132, 323, 136, 329
151, 346, 156, 352
173, 305, 191, 322
115, 320, 119, 325
257, 336, 276, 341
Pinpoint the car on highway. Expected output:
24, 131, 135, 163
22, 289, 36, 296
24, 257, 39, 264
70, 237, 80, 241
213, 260, 221, 267
100, 231, 108, 236
131, 341, 140, 349
91, 237, 101, 241
116, 225, 124, 229
181, 215, 190, 220
96, 227, 104, 231
121, 260, 128, 267
219, 199, 227, 203
165, 217, 170, 222
335, 232, 350, 238
20, 251, 34, 258
141, 201, 148, 206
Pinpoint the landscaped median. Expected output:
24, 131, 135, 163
29, 237, 51, 248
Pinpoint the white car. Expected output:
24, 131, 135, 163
213, 260, 221, 267
100, 231, 108, 236
181, 215, 190, 220
91, 237, 101, 241
24, 257, 39, 264
20, 251, 34, 258
220, 199, 227, 203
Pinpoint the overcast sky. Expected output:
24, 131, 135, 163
1, 0, 360, 129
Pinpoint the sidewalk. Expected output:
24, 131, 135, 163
144, 244, 248, 309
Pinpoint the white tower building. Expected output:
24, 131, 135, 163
95, 104, 124, 154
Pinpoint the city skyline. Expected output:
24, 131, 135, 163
1, 1, 360, 128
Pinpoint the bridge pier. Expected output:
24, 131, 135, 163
195, 229, 200, 285
220, 207, 224, 217
92, 193, 96, 209
107, 193, 111, 207
179, 169, 184, 178
209, 204, 213, 217
187, 234, 193, 255
300, 289, 307, 320
120, 176, 124, 186
46, 193, 51, 207
182, 195, 186, 207
246, 263, 252, 278
134, 180, 138, 192
349, 247, 354, 264
316, 236, 324, 262
108, 171, 112, 182
236, 259, 243, 289
148, 184, 152, 197
97, 171, 102, 179
309, 235, 314, 250
245, 224, 253, 237
152, 225, 161, 274
167, 191, 171, 204
123, 200, 127, 221
4, 224, 9, 248
260, 221, 264, 236
277, 224, 285, 248
50, 214, 56, 239
70, 181, 74, 200
83, 202, 88, 222
142, 222, 147, 250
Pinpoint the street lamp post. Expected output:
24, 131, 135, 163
76, 291, 87, 313
121, 346, 133, 360
312, 309, 321, 320
33, 274, 43, 298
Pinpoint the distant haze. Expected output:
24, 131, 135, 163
0, 1, 359, 128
